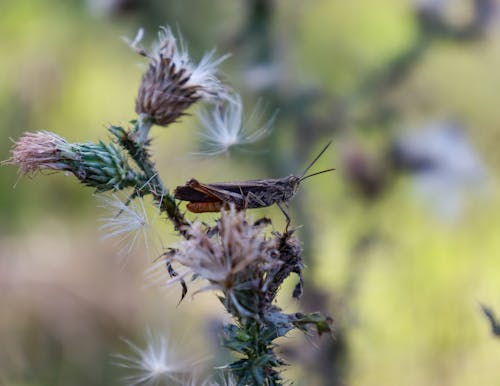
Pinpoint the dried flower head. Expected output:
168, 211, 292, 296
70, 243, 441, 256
195, 94, 275, 156
113, 330, 200, 386
172, 206, 279, 294
3, 131, 73, 175
131, 26, 230, 127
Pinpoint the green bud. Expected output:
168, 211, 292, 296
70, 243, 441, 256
71, 141, 145, 192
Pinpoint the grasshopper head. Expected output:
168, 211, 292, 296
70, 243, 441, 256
277, 175, 301, 203
288, 175, 301, 193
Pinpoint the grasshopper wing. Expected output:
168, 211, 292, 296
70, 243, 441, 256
204, 179, 275, 195
174, 179, 245, 205
174, 185, 220, 202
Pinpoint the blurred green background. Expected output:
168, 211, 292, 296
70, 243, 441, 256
2, 0, 500, 385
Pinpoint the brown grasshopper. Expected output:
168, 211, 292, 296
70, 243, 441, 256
174, 141, 334, 229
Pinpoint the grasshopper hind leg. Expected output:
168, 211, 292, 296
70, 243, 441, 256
245, 191, 267, 209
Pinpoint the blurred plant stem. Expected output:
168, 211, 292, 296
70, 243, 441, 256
227, 1, 498, 384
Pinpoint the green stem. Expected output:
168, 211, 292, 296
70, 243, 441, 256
109, 122, 189, 235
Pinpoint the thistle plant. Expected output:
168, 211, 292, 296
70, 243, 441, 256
4, 26, 332, 385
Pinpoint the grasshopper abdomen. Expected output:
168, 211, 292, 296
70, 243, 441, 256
187, 201, 223, 213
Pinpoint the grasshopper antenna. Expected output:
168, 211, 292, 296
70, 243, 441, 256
300, 140, 333, 178
300, 168, 336, 182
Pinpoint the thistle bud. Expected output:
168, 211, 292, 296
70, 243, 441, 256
4, 131, 145, 192
76, 140, 145, 192
131, 26, 229, 127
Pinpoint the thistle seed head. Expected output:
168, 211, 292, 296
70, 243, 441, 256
98, 194, 159, 258
201, 373, 237, 386
172, 205, 280, 293
195, 94, 275, 156
113, 330, 201, 386
132, 26, 230, 127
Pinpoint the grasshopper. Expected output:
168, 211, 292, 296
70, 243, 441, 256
174, 141, 334, 229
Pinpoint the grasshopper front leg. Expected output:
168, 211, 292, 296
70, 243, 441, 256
276, 201, 291, 232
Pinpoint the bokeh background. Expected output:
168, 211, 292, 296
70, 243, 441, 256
2, 0, 500, 385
